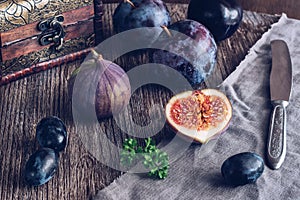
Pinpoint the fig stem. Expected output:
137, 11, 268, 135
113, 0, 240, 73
124, 0, 136, 8
90, 49, 103, 60
161, 25, 172, 37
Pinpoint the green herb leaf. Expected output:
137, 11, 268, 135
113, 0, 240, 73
120, 137, 169, 179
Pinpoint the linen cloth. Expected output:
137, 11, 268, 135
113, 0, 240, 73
94, 14, 300, 200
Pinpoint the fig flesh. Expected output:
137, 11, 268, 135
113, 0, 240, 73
165, 89, 232, 143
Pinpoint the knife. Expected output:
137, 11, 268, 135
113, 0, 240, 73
266, 40, 292, 170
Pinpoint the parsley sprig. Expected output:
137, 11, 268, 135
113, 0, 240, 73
120, 138, 169, 179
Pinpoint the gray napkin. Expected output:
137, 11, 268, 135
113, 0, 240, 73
94, 14, 300, 200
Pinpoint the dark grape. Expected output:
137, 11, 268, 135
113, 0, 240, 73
221, 152, 264, 186
24, 148, 59, 186
36, 116, 67, 152
187, 0, 243, 41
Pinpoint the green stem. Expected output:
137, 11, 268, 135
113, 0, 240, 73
90, 49, 103, 61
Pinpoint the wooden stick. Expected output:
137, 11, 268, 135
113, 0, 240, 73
0, 48, 92, 86
94, 0, 104, 45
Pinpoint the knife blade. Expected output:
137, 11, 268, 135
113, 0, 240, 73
266, 40, 292, 170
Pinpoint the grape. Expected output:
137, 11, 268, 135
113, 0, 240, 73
36, 116, 67, 152
188, 0, 243, 41
221, 152, 264, 186
24, 148, 59, 186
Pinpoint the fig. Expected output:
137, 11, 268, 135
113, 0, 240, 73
24, 148, 59, 186
152, 20, 217, 88
36, 116, 67, 152
113, 0, 171, 33
69, 50, 131, 119
165, 89, 232, 143
187, 0, 243, 41
221, 152, 264, 186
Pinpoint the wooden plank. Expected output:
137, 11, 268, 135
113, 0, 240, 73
0, 3, 280, 200
0, 48, 91, 86
1, 20, 94, 61
102, 0, 189, 3
237, 0, 300, 19
0, 5, 94, 46
103, 0, 300, 19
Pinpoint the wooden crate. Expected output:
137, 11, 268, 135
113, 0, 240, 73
0, 0, 103, 80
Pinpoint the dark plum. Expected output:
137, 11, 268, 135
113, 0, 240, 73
24, 148, 59, 186
113, 0, 171, 33
36, 116, 67, 152
221, 152, 264, 186
187, 0, 243, 41
152, 20, 217, 88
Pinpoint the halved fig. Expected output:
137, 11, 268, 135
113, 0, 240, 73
165, 89, 232, 144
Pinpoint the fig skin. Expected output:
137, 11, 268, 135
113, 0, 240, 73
69, 50, 131, 119
221, 152, 264, 186
187, 0, 243, 41
152, 20, 217, 88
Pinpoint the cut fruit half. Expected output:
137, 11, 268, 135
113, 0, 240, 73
165, 89, 232, 144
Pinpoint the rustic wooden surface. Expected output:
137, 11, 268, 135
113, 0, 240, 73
0, 3, 280, 200
237, 0, 300, 20
102, 0, 300, 19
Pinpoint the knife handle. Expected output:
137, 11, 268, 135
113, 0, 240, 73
267, 100, 288, 170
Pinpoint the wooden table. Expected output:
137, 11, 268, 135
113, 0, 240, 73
0, 3, 280, 200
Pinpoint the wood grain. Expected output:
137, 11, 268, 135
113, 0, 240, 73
102, 0, 300, 19
0, 3, 279, 200
237, 0, 300, 19
0, 48, 92, 86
